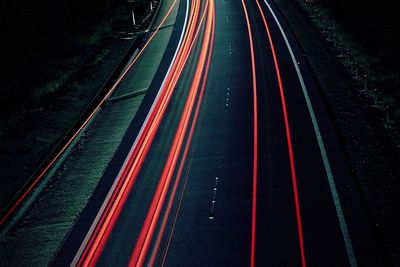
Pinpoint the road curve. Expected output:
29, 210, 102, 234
53, 0, 384, 266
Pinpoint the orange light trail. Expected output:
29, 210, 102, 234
75, 0, 199, 262
0, 0, 179, 228
240, 1, 259, 266
129, 0, 215, 265
151, 5, 214, 264
75, 0, 212, 265
156, 5, 215, 266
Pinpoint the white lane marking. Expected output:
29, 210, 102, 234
210, 178, 218, 219
226, 87, 231, 107
71, 0, 190, 265
226, 15, 229, 23
263, 1, 357, 266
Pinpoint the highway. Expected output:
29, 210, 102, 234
52, 0, 383, 266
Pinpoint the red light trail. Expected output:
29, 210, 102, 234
0, 0, 179, 229
240, 1, 259, 266
254, 0, 306, 265
129, 0, 215, 265
73, 0, 215, 265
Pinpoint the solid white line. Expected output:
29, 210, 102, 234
70, 0, 190, 265
263, 1, 357, 266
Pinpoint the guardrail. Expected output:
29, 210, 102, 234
0, 0, 163, 230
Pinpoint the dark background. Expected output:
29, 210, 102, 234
323, 0, 399, 70
0, 0, 148, 112
0, 0, 398, 113
0, 0, 105, 106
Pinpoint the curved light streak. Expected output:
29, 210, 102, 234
240, 1, 259, 266
129, 0, 215, 265
0, 0, 180, 229
254, 0, 306, 265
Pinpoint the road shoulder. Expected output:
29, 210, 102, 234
273, 0, 399, 264
0, 0, 182, 265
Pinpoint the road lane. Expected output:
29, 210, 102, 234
254, 1, 348, 264
239, 1, 259, 266
69, 0, 215, 265
128, 4, 214, 265
261, 1, 383, 266
243, 1, 306, 265
53, 0, 384, 265
161, 0, 256, 265
158, 0, 383, 265
51, 0, 191, 264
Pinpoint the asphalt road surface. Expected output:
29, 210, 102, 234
54, 0, 384, 265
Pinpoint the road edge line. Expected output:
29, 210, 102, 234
264, 1, 357, 266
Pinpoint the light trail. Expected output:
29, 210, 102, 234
74, 0, 212, 265
129, 0, 215, 265
0, 0, 179, 229
155, 6, 214, 266
254, 0, 306, 265
149, 3, 214, 266
73, 0, 197, 265
263, 1, 357, 265
240, 0, 259, 266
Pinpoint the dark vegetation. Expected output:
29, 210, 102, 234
331, 0, 399, 67
1, 0, 108, 111
0, 0, 151, 209
322, 0, 399, 98
315, 0, 400, 194
301, 0, 400, 264
0, 0, 150, 114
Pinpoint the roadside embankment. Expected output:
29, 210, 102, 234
0, 0, 183, 264
274, 0, 400, 264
